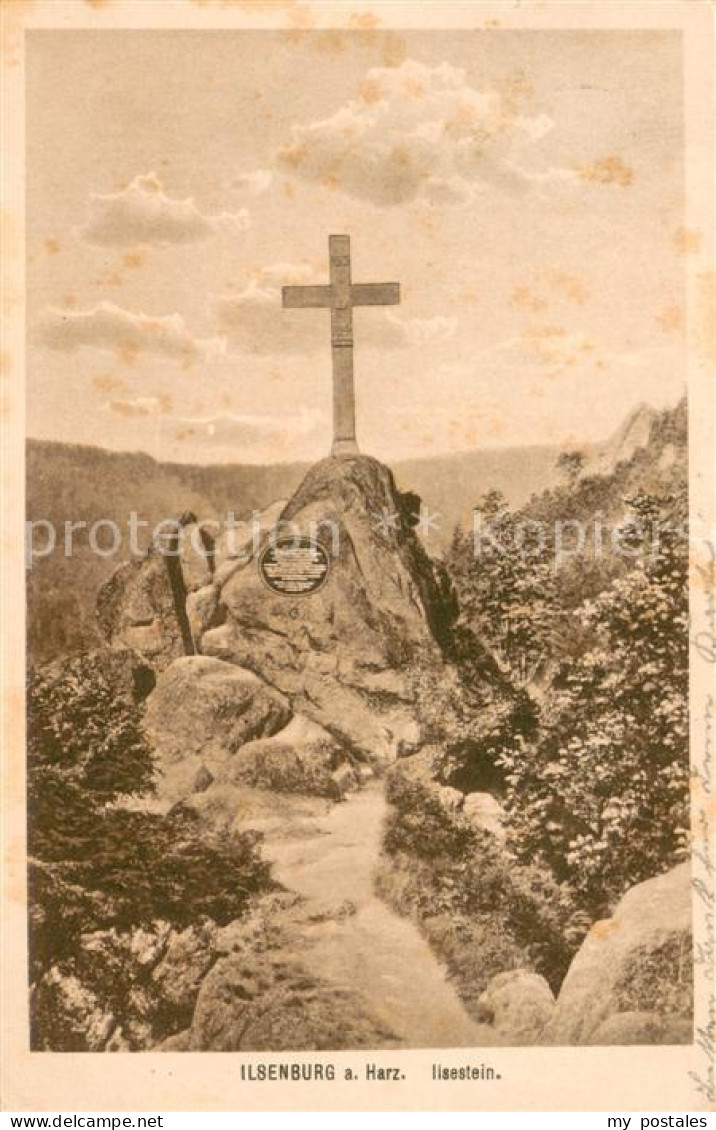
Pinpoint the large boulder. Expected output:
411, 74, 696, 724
202, 456, 449, 760
96, 515, 214, 669
477, 970, 555, 1045
220, 713, 354, 798
96, 555, 185, 669
185, 894, 396, 1051
463, 792, 507, 844
586, 1010, 693, 1045
144, 656, 292, 802
542, 863, 692, 1045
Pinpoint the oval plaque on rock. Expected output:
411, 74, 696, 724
258, 537, 330, 596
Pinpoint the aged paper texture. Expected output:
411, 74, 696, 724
2, 0, 715, 1113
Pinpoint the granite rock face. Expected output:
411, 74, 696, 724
143, 656, 292, 802
96, 515, 215, 667
219, 714, 354, 799
542, 863, 692, 1045
202, 456, 450, 760
477, 970, 555, 1045
96, 555, 186, 670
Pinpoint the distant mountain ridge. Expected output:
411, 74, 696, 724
26, 400, 684, 665
27, 438, 564, 535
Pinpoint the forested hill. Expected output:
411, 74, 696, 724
27, 437, 563, 539
25, 400, 683, 665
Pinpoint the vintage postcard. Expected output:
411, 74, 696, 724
2, 0, 715, 1114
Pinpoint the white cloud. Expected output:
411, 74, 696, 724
389, 313, 457, 347
173, 408, 321, 449
212, 266, 457, 356
79, 173, 250, 247
106, 395, 170, 417
233, 169, 274, 195
38, 302, 225, 363
277, 59, 557, 206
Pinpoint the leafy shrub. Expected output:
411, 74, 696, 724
27, 650, 270, 987
27, 649, 156, 801
381, 759, 576, 995
500, 492, 689, 918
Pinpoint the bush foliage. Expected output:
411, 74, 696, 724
445, 470, 689, 921
27, 651, 270, 985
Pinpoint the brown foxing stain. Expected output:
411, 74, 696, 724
311, 30, 348, 56
497, 70, 535, 116
91, 373, 128, 395
591, 917, 619, 941
44, 238, 60, 256
116, 345, 138, 366
688, 551, 716, 610
62, 293, 78, 309
287, 5, 316, 31
381, 33, 407, 69
123, 251, 144, 270
359, 77, 381, 104
546, 270, 588, 305
674, 226, 702, 255
348, 11, 381, 30
511, 285, 548, 314
577, 155, 634, 188
280, 141, 307, 171
300, 28, 403, 61
656, 305, 684, 334
92, 270, 123, 288
420, 213, 435, 234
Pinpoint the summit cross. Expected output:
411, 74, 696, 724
282, 235, 400, 456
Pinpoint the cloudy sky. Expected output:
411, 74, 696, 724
27, 29, 686, 464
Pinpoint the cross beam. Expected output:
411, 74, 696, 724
282, 235, 400, 456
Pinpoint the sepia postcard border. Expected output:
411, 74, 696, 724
2, 0, 715, 1113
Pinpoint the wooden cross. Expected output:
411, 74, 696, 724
282, 235, 400, 456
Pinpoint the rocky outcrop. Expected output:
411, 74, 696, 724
476, 970, 555, 1045
201, 455, 449, 760
96, 555, 186, 669
463, 792, 507, 844
96, 515, 214, 668
542, 864, 692, 1045
94, 456, 451, 762
212, 499, 287, 586
144, 656, 292, 802
183, 894, 396, 1051
586, 1010, 693, 1045
220, 714, 355, 798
